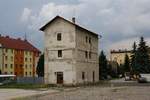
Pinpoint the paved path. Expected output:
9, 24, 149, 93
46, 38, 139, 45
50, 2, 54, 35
0, 89, 58, 100
25, 86, 150, 100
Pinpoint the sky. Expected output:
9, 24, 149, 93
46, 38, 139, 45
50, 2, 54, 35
0, 0, 150, 57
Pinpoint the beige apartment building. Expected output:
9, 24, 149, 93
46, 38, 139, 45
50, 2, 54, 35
110, 50, 132, 65
40, 16, 99, 85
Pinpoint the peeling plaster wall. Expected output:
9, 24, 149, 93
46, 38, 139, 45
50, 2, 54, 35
43, 18, 99, 84
75, 27, 99, 83
44, 18, 76, 84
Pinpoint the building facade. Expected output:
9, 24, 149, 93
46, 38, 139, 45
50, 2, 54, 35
0, 35, 40, 77
110, 50, 132, 65
40, 16, 99, 85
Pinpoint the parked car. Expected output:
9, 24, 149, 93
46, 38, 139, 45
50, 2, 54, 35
140, 74, 150, 82
138, 77, 147, 83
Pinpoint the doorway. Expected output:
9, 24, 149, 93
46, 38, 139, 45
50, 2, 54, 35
56, 72, 63, 84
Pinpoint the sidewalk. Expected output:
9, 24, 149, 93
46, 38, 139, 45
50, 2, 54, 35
0, 88, 58, 100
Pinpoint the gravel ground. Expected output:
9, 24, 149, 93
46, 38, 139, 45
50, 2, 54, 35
26, 86, 150, 100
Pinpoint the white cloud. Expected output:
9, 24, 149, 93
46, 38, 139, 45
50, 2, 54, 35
21, 0, 150, 56
21, 8, 32, 22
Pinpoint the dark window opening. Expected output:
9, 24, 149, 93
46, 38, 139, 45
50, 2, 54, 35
89, 37, 91, 44
82, 72, 85, 80
5, 64, 7, 68
58, 50, 62, 57
85, 51, 88, 58
89, 52, 91, 59
93, 71, 95, 82
11, 64, 13, 69
86, 36, 88, 43
57, 33, 62, 41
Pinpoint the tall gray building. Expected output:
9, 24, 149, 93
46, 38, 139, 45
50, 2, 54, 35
40, 16, 99, 85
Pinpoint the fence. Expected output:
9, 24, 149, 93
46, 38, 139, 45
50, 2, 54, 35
16, 77, 44, 84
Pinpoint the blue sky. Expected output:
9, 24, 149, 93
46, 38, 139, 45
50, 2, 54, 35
0, 0, 150, 57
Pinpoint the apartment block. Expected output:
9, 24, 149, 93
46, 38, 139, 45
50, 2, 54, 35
0, 35, 40, 77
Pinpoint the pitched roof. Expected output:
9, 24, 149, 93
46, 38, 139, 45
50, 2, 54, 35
40, 16, 98, 36
0, 35, 40, 52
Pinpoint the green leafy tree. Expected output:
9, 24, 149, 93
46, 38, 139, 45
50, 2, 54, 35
36, 54, 44, 77
99, 51, 108, 80
123, 54, 130, 73
134, 37, 150, 73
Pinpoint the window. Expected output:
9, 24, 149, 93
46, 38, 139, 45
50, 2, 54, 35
85, 51, 88, 58
25, 58, 27, 62
30, 72, 31, 75
5, 64, 7, 68
25, 72, 27, 76
11, 49, 13, 53
82, 72, 85, 80
11, 64, 13, 69
20, 64, 23, 68
89, 37, 91, 44
58, 50, 62, 57
5, 49, 8, 53
30, 58, 32, 62
11, 56, 13, 61
25, 64, 27, 69
5, 56, 8, 61
89, 52, 91, 59
25, 51, 27, 55
86, 36, 88, 43
57, 33, 61, 41
93, 71, 95, 82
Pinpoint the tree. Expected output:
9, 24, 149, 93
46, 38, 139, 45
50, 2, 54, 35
36, 54, 44, 77
99, 51, 108, 80
123, 54, 130, 73
133, 37, 150, 73
130, 42, 137, 74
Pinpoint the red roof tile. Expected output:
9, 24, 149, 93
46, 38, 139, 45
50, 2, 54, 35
0, 36, 40, 53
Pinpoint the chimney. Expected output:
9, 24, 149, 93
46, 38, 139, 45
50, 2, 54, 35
6, 36, 9, 38
72, 17, 75, 24
18, 38, 21, 40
